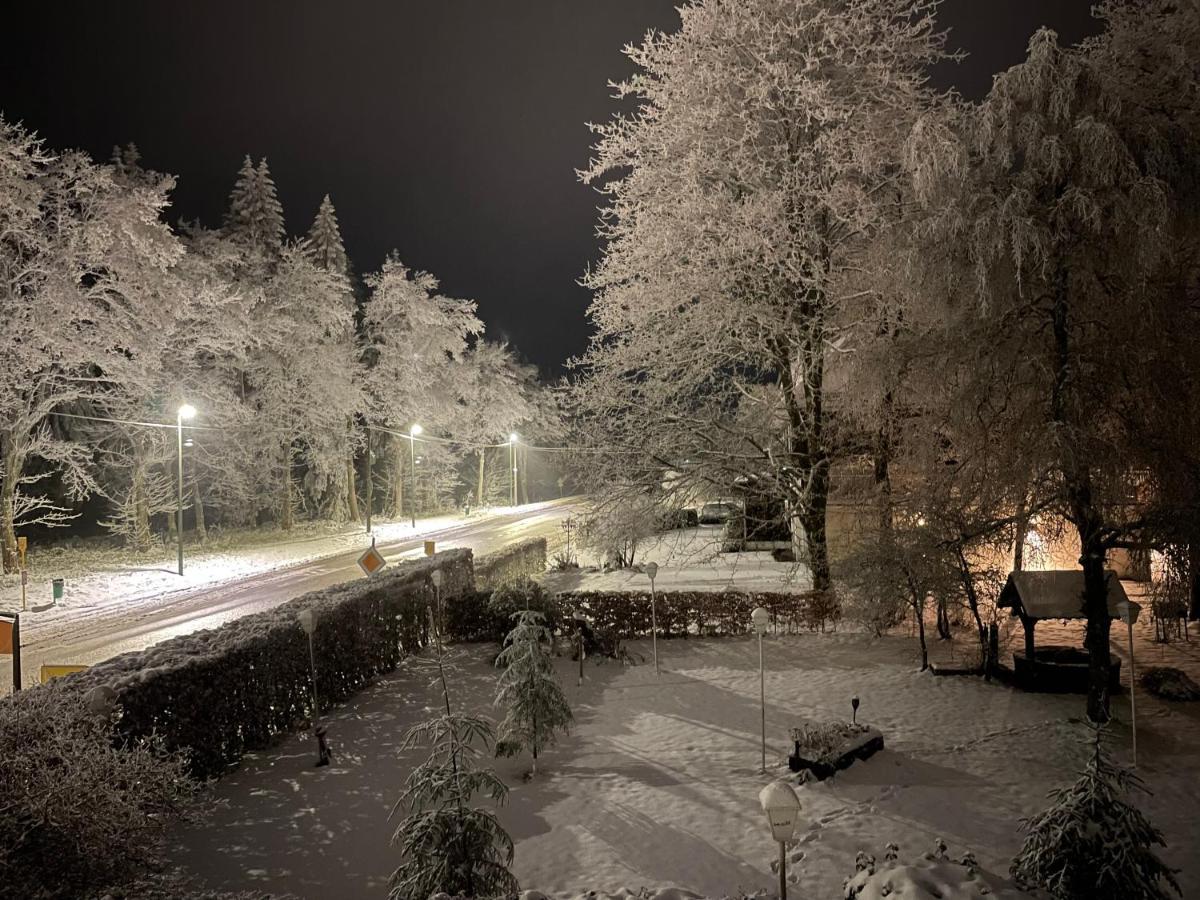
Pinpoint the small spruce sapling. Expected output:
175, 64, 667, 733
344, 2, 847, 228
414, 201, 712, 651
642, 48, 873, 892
1011, 724, 1180, 899
495, 610, 573, 775
388, 611, 517, 900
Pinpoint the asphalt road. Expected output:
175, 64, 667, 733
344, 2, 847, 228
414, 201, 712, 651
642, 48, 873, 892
8, 499, 582, 689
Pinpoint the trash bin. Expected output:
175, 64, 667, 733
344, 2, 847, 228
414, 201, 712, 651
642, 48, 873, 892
423, 540, 436, 557
52, 578, 64, 603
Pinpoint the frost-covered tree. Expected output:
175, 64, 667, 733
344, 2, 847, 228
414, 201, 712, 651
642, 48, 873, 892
573, 0, 948, 593
223, 156, 285, 260
1011, 726, 1180, 899
361, 255, 483, 518
303, 194, 348, 276
0, 119, 183, 571
905, 12, 1200, 721
494, 610, 572, 774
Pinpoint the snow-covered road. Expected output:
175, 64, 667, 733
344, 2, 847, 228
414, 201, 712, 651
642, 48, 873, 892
2, 499, 582, 692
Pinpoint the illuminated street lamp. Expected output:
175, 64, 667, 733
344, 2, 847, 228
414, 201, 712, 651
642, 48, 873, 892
409, 424, 422, 528
759, 780, 802, 900
509, 432, 519, 506
1117, 598, 1142, 767
751, 606, 770, 772
176, 403, 196, 575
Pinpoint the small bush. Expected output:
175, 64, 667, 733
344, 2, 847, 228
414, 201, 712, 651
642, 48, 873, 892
1140, 666, 1200, 701
0, 684, 192, 900
489, 577, 560, 635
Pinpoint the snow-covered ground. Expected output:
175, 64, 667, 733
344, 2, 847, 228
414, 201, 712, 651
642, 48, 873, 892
543, 526, 810, 594
171, 634, 1199, 899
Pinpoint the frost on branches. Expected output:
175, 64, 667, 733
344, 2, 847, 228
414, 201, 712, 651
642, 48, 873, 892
1011, 726, 1180, 899
494, 609, 573, 774
571, 0, 949, 593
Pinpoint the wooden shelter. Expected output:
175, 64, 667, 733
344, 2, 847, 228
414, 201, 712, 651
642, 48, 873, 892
998, 569, 1128, 660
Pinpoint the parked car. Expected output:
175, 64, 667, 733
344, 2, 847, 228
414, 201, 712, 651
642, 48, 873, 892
657, 507, 699, 530
698, 501, 739, 525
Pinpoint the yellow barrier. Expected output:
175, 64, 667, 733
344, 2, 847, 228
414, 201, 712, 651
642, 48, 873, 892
39, 664, 86, 683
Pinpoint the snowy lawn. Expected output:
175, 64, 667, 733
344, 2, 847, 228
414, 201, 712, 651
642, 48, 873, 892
171, 633, 1200, 899
543, 526, 809, 594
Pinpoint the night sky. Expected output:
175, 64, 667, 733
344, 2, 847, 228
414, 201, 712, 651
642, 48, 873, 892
3, 2, 1097, 373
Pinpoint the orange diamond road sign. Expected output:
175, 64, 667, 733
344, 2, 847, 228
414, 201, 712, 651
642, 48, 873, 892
357, 545, 386, 576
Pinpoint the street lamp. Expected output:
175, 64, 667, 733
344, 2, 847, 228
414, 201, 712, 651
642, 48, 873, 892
1117, 598, 1142, 767
508, 432, 519, 507
759, 780, 802, 900
751, 606, 770, 773
644, 561, 660, 676
176, 403, 196, 576
409, 424, 422, 528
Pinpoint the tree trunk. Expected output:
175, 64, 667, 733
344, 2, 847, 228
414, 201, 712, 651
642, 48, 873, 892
192, 471, 207, 543
346, 452, 360, 522
131, 458, 152, 550
936, 597, 951, 640
280, 451, 294, 531
519, 445, 529, 505
798, 463, 832, 593
0, 430, 21, 575
1081, 542, 1113, 723
908, 578, 928, 671
1189, 542, 1200, 620
477, 449, 486, 509
390, 436, 405, 519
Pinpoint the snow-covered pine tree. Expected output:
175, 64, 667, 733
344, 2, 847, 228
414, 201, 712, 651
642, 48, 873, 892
494, 610, 572, 775
223, 155, 285, 259
304, 194, 348, 275
1011, 725, 1180, 899
389, 622, 517, 900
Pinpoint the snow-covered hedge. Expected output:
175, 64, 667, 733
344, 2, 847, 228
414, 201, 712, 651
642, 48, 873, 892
559, 589, 839, 638
46, 550, 474, 779
475, 537, 547, 589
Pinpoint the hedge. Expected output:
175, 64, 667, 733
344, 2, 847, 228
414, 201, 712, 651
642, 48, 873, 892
440, 587, 837, 644
557, 589, 838, 638
475, 537, 547, 589
45, 550, 474, 779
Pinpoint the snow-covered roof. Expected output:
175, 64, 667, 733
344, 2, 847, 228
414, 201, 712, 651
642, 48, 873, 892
998, 569, 1128, 620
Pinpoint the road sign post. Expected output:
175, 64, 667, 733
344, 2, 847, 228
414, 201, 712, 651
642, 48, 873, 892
357, 540, 387, 577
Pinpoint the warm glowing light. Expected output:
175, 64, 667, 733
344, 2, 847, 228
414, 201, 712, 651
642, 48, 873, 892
509, 432, 519, 443
410, 423, 423, 436
178, 403, 196, 420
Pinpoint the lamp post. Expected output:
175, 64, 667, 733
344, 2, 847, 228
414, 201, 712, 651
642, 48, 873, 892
297, 609, 330, 766
644, 561, 660, 676
759, 780, 802, 900
430, 568, 443, 635
409, 424, 422, 528
1117, 598, 1142, 768
176, 404, 196, 576
752, 606, 770, 773
508, 432, 519, 507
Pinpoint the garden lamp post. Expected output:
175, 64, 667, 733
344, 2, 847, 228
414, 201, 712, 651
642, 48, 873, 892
297, 609, 330, 767
430, 568, 443, 635
1117, 598, 1142, 767
508, 432, 519, 506
644, 561, 660, 676
176, 403, 196, 576
409, 424, 422, 528
759, 780, 802, 900
751, 606, 770, 772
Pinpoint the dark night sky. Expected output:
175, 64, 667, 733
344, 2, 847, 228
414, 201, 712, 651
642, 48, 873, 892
3, 2, 1098, 373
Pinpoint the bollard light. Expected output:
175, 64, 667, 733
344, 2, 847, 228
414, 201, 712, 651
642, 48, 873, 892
751, 606, 770, 772
1117, 598, 1142, 767
759, 780, 803, 900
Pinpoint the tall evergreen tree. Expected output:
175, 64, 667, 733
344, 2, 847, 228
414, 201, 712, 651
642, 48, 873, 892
304, 194, 348, 275
494, 610, 572, 775
223, 156, 284, 257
